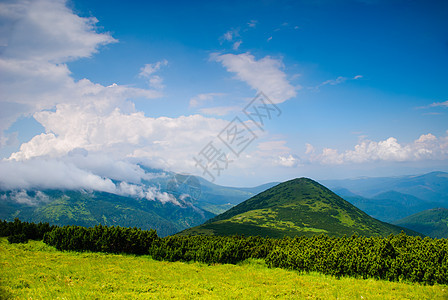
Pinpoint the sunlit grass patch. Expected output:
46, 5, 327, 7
1, 238, 447, 299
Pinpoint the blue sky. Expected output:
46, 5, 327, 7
0, 0, 447, 189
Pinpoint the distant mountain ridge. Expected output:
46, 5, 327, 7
0, 172, 275, 236
325, 171, 448, 222
2, 171, 446, 237
180, 178, 419, 238
394, 208, 448, 238
338, 191, 439, 223
0, 189, 214, 237
323, 171, 448, 203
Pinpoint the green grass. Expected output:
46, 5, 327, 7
1, 238, 447, 299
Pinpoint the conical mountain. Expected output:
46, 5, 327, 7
179, 178, 420, 238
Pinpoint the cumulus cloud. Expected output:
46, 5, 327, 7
275, 154, 300, 167
7, 101, 229, 173
0, 0, 116, 62
0, 0, 159, 143
211, 52, 297, 104
0, 0, 232, 203
0, 158, 117, 192
306, 132, 448, 165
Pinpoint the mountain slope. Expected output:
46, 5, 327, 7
143, 171, 278, 215
323, 171, 448, 203
192, 177, 278, 214
394, 208, 448, 238
341, 191, 437, 223
179, 178, 419, 238
0, 190, 214, 237
0, 170, 277, 236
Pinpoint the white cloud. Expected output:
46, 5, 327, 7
211, 52, 297, 104
275, 154, 300, 167
0, 158, 117, 192
189, 93, 225, 108
221, 29, 239, 42
252, 141, 300, 168
223, 31, 233, 41
233, 40, 242, 50
0, 0, 116, 63
117, 181, 146, 198
8, 101, 229, 173
148, 75, 164, 89
0, 157, 187, 206
267, 36, 273, 42
0, 132, 18, 148
430, 100, 448, 108
139, 60, 168, 89
305, 143, 315, 155
313, 74, 363, 90
321, 76, 348, 86
199, 106, 241, 116
257, 140, 290, 153
0, 0, 235, 200
0, 0, 160, 144
306, 132, 448, 165
139, 59, 168, 78
116, 182, 181, 205
8, 190, 49, 206
248, 20, 258, 28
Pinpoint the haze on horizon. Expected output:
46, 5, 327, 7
0, 0, 447, 190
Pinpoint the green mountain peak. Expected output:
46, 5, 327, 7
180, 177, 419, 238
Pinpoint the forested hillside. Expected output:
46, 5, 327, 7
181, 178, 419, 238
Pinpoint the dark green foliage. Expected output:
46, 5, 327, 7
0, 218, 55, 241
265, 233, 448, 285
149, 233, 448, 285
43, 224, 159, 255
3, 219, 447, 285
7, 233, 28, 244
148, 235, 272, 264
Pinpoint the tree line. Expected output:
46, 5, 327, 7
1, 219, 447, 285
0, 218, 55, 243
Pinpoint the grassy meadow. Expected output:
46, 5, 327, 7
1, 238, 447, 299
